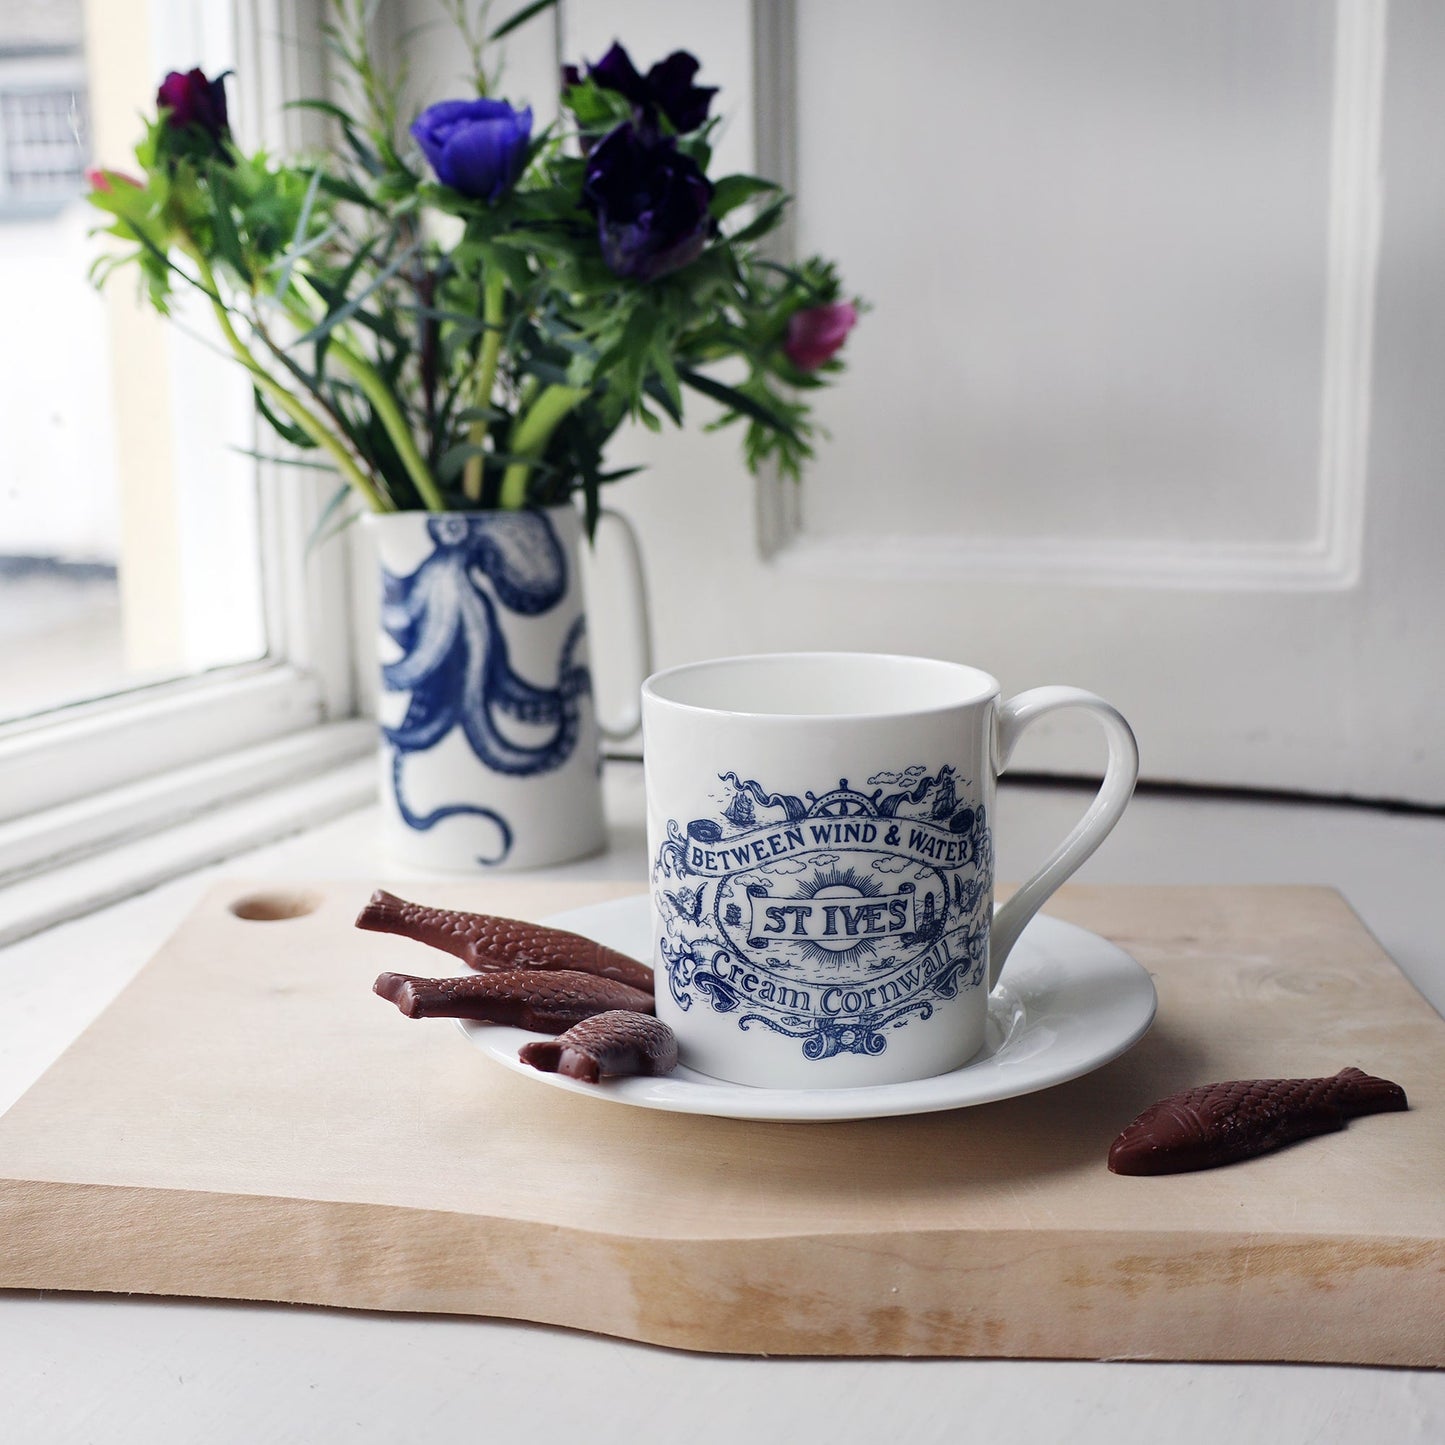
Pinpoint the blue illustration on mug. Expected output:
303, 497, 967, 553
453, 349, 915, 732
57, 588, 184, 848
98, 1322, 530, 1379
653, 766, 993, 1060
380, 512, 591, 864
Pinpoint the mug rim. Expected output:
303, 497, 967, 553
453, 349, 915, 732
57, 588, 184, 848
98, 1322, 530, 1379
642, 651, 1001, 722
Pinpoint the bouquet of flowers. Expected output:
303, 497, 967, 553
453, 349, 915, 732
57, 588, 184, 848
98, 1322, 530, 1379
85, 0, 858, 532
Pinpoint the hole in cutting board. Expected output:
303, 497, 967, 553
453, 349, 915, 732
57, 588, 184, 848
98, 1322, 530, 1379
229, 890, 323, 921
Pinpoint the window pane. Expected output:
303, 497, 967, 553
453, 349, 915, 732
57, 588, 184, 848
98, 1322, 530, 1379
0, 0, 266, 725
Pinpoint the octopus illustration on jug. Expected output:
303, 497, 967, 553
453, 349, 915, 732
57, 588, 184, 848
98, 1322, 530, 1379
380, 513, 591, 863
653, 764, 993, 1061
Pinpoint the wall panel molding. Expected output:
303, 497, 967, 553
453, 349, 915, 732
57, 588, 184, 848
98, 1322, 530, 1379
760, 0, 1386, 593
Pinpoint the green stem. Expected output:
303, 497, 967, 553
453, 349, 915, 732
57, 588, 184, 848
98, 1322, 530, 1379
333, 334, 447, 510
497, 384, 587, 510
463, 268, 507, 504
193, 254, 388, 513
285, 279, 446, 512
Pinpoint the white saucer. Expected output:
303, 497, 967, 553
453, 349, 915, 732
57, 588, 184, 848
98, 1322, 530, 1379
458, 896, 1157, 1122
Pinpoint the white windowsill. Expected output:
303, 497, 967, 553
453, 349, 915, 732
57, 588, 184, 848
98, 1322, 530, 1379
0, 718, 376, 946
0, 662, 333, 825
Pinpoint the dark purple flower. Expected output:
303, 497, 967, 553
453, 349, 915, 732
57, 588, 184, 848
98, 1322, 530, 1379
411, 98, 533, 202
643, 51, 716, 134
582, 122, 714, 282
157, 68, 229, 145
783, 302, 858, 371
588, 42, 716, 133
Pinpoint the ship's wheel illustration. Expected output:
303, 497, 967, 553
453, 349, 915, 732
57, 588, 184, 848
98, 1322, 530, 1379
807, 782, 878, 818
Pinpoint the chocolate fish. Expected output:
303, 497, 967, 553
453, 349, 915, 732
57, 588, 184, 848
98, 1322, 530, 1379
520, 1010, 679, 1084
1108, 1066, 1407, 1176
374, 969, 654, 1033
356, 890, 654, 993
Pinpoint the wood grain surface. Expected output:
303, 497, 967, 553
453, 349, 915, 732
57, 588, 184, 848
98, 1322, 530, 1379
0, 881, 1439, 1362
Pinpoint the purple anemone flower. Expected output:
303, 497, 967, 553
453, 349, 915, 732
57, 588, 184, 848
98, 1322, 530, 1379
588, 42, 716, 133
411, 98, 533, 202
582, 121, 714, 282
157, 68, 230, 148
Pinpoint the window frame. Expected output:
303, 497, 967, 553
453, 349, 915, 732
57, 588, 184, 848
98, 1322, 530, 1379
0, 74, 90, 220
0, 0, 375, 925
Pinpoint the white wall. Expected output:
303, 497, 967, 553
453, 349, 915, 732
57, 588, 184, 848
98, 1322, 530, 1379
794, 0, 1332, 550
379, 0, 1445, 803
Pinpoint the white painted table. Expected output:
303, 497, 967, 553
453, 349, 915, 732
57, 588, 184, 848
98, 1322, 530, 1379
3, 762, 1443, 1444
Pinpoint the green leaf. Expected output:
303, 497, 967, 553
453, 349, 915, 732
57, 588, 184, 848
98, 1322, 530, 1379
727, 197, 789, 245
329, 297, 406, 352
488, 0, 558, 42
253, 387, 315, 448
490, 229, 576, 261
206, 166, 249, 278
284, 98, 355, 125
597, 465, 644, 484
301, 235, 378, 374
484, 244, 535, 294
304, 482, 356, 555
314, 172, 377, 209
290, 241, 418, 349
643, 375, 682, 427
564, 350, 596, 389
272, 166, 322, 301
582, 470, 601, 540
648, 341, 683, 422
708, 174, 779, 221
312, 235, 379, 310
329, 117, 383, 177
485, 450, 562, 474
678, 367, 800, 441
395, 302, 489, 334
678, 135, 712, 172
563, 78, 634, 130
265, 219, 339, 279
230, 446, 335, 471
517, 359, 574, 390
123, 219, 207, 300
309, 504, 363, 553
595, 302, 657, 390
435, 443, 491, 484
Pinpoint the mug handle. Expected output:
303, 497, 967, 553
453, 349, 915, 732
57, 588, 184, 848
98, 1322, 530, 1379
592, 507, 654, 742
988, 687, 1139, 987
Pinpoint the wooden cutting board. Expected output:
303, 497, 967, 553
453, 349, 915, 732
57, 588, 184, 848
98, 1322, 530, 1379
0, 881, 1440, 1364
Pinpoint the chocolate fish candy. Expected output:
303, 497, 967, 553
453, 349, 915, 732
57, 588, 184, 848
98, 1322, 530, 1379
1108, 1066, 1408, 1176
373, 968, 654, 1033
356, 890, 654, 994
519, 1011, 679, 1084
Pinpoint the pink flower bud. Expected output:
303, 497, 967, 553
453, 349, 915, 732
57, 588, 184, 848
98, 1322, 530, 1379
783, 300, 857, 371
87, 168, 142, 193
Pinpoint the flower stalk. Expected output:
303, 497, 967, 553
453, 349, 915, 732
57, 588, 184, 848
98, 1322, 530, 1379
327, 332, 445, 511
281, 277, 445, 511
498, 384, 587, 509
192, 252, 388, 513
462, 267, 507, 504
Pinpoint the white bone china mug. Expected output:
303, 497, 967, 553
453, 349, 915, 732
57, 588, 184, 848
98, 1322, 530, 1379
643, 653, 1139, 1089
